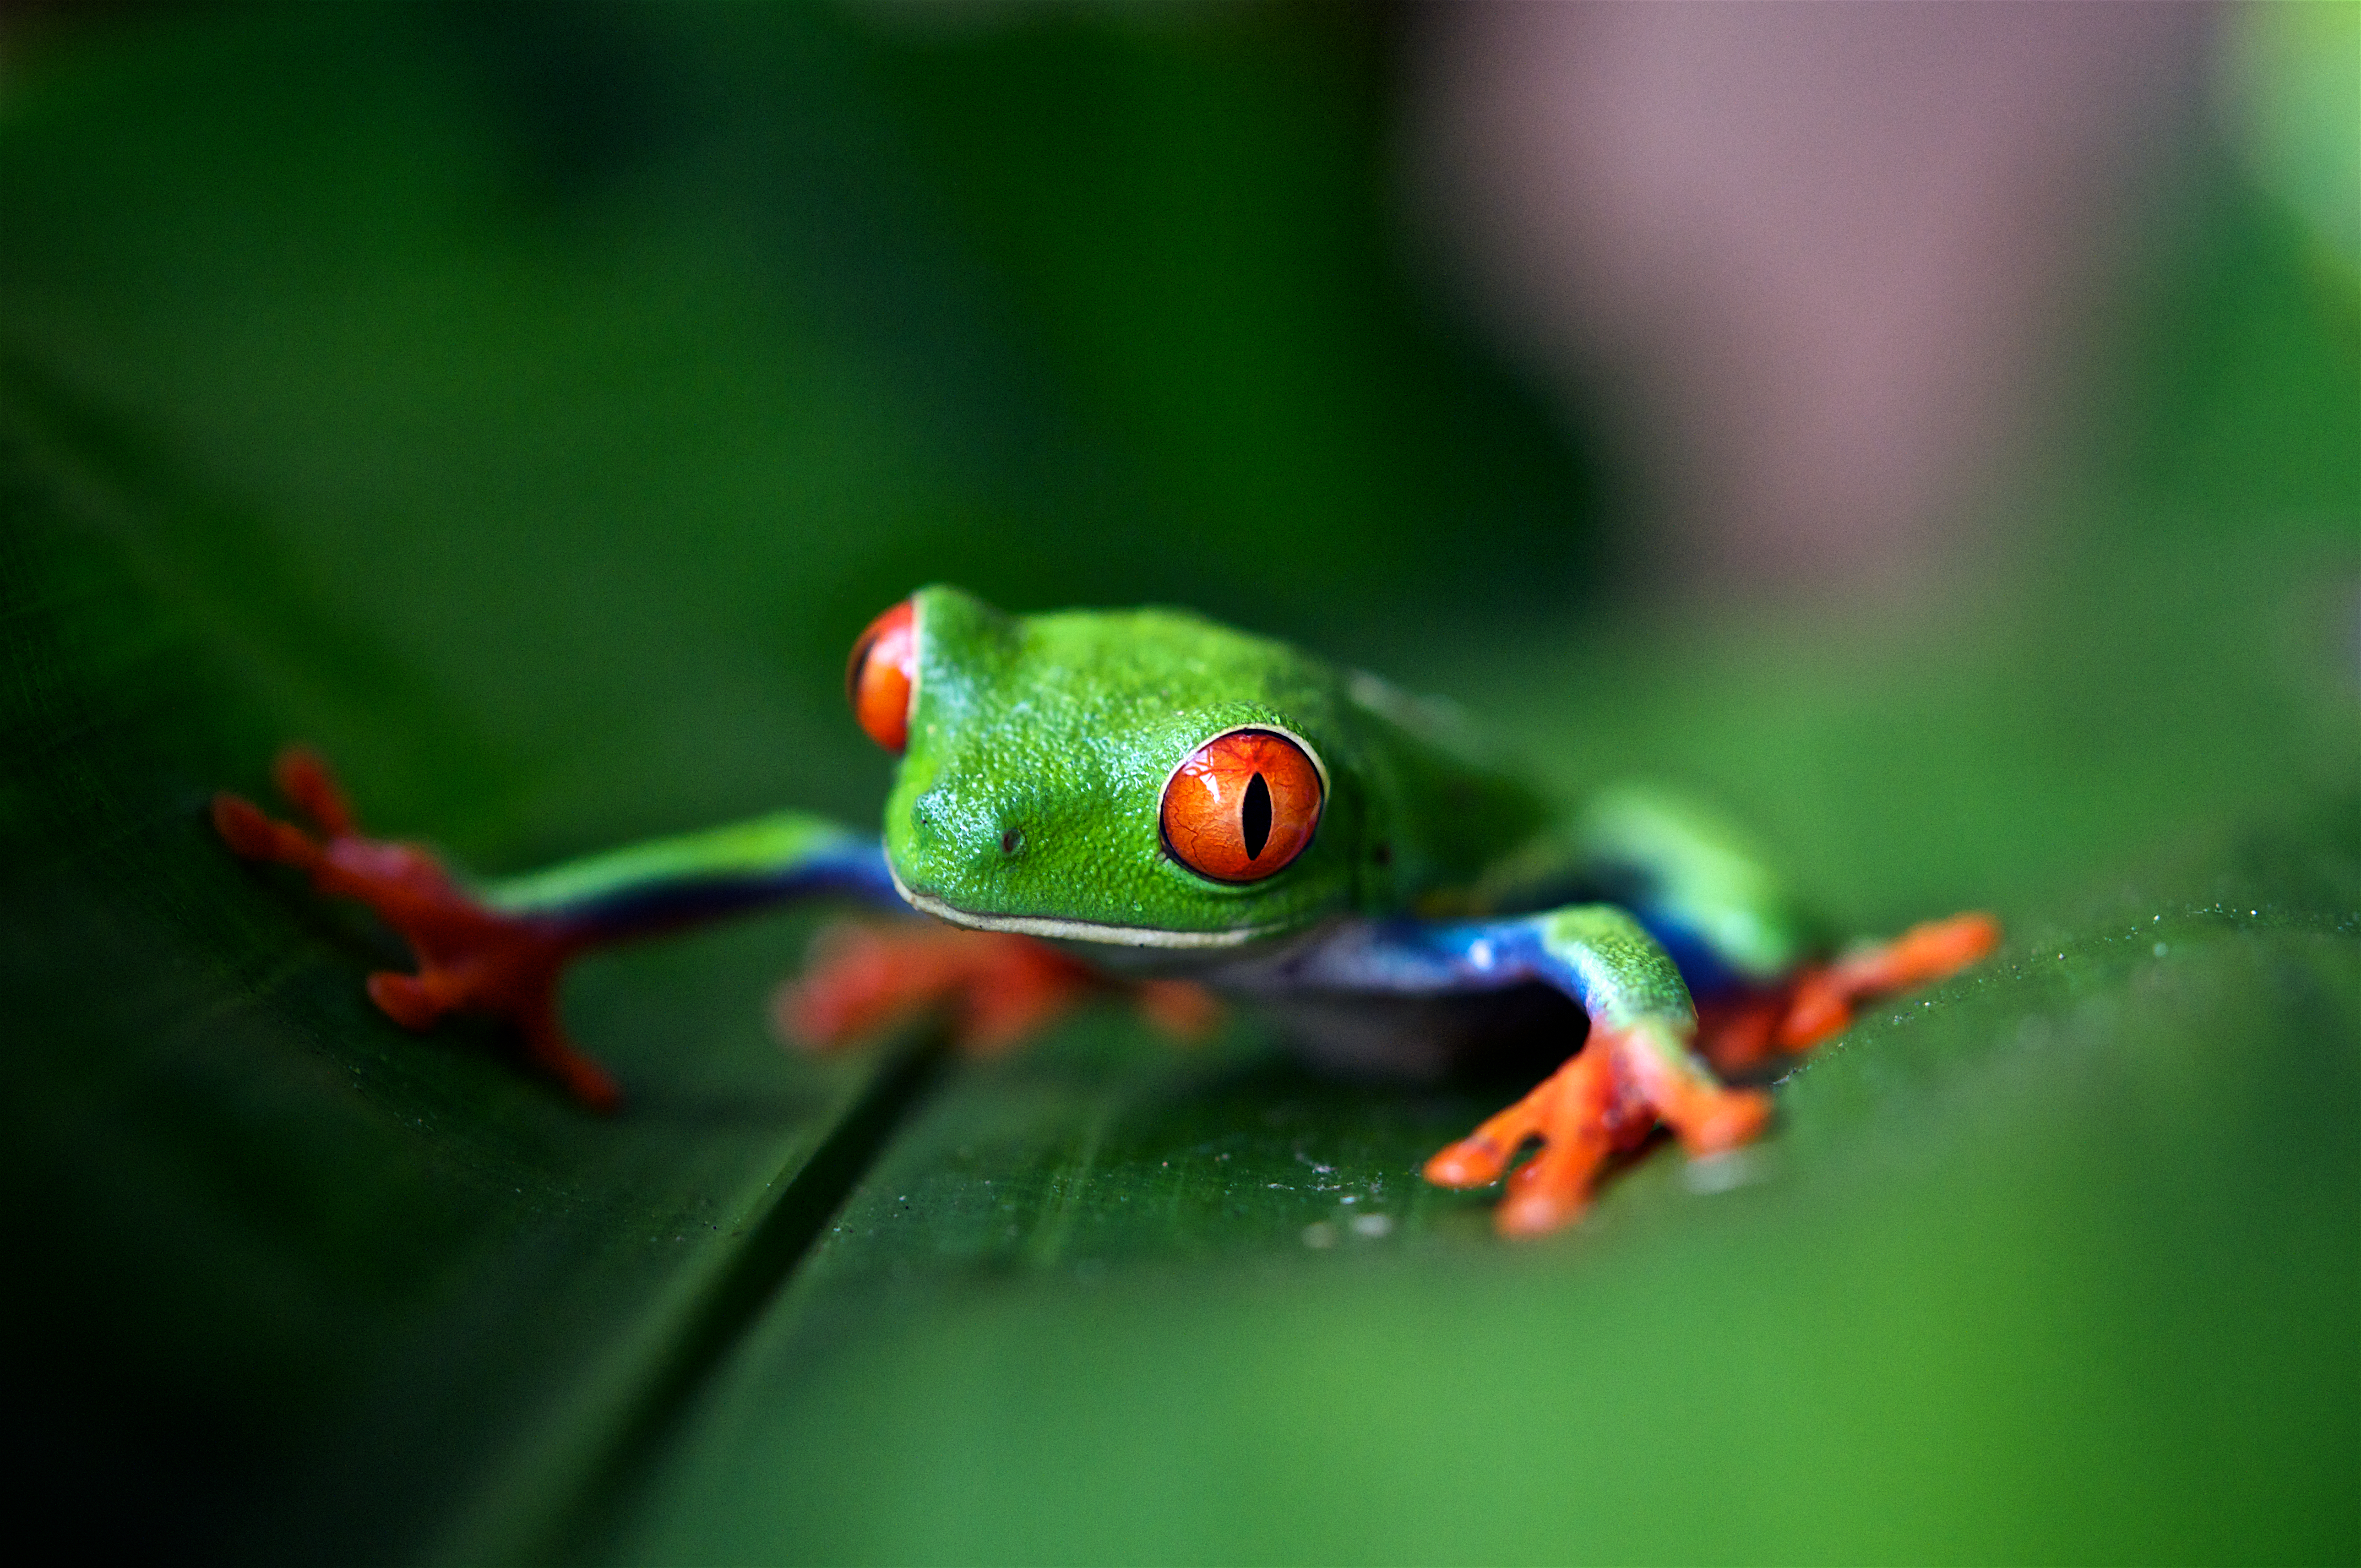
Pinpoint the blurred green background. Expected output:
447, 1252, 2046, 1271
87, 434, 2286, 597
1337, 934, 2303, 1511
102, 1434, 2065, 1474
0, 4, 2353, 1564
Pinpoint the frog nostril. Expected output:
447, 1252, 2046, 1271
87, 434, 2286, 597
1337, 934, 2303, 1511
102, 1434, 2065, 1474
999, 827, 1024, 857
907, 792, 949, 846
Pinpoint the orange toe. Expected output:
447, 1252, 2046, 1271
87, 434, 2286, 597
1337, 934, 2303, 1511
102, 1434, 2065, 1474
1423, 1136, 1511, 1190
272, 744, 358, 837
1427, 1019, 1777, 1237
519, 1005, 624, 1114
366, 971, 446, 1030
1775, 973, 1853, 1050
213, 791, 324, 870
1423, 1046, 1634, 1235
1850, 911, 2001, 989
1495, 1155, 1601, 1237
1492, 1049, 1615, 1235
1669, 1086, 1771, 1156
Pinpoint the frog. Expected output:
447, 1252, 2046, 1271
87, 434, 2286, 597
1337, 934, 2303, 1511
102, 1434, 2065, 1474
213, 585, 1998, 1236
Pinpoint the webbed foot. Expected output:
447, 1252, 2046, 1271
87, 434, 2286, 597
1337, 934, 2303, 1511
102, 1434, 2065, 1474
1424, 1019, 1771, 1237
214, 747, 621, 1110
774, 920, 1223, 1058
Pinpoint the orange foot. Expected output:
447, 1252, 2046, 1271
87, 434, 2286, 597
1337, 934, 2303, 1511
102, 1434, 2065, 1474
773, 919, 1224, 1058
1775, 911, 2001, 1051
1695, 911, 2002, 1075
1424, 1020, 1772, 1238
213, 746, 621, 1110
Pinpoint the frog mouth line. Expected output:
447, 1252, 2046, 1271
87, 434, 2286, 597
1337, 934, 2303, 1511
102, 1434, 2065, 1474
888, 865, 1272, 949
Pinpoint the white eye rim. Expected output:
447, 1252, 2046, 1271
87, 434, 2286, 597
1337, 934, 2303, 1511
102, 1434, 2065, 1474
1155, 722, 1330, 880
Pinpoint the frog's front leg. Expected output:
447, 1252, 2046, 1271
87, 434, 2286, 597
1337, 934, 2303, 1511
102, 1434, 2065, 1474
214, 747, 899, 1109
1433, 909, 1772, 1235
1286, 907, 1767, 1237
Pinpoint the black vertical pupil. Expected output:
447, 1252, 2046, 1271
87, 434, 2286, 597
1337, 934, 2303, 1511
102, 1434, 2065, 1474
1242, 772, 1273, 860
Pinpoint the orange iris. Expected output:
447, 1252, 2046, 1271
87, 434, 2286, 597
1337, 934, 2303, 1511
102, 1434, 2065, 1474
847, 599, 918, 753
1160, 728, 1323, 883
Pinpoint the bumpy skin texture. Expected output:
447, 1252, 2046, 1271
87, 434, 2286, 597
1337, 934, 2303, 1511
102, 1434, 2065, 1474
215, 585, 1997, 1237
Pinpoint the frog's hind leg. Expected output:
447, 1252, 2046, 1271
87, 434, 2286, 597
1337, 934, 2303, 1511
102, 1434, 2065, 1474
1689, 912, 2000, 1074
1775, 912, 2001, 1051
1568, 790, 1999, 1070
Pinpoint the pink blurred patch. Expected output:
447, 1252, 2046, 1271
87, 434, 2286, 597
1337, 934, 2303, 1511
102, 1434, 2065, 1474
1408, 2, 2216, 596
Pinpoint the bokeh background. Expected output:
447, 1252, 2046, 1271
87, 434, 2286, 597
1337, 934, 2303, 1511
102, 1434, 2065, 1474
1, 3, 2353, 1563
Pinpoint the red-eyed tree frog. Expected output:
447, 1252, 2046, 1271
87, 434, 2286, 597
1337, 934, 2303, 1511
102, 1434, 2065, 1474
214, 586, 1996, 1236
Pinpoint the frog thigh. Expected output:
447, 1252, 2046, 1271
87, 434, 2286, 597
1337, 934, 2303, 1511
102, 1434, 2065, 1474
1573, 784, 1819, 987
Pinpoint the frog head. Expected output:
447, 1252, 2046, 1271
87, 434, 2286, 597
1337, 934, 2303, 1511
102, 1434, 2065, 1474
848, 585, 1369, 951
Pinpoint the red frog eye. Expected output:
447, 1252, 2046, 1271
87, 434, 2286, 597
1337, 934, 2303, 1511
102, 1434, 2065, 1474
1160, 728, 1324, 883
847, 599, 918, 753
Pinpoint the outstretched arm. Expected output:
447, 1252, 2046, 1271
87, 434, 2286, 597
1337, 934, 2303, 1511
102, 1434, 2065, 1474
214, 747, 900, 1109
477, 812, 896, 936
1418, 907, 1772, 1233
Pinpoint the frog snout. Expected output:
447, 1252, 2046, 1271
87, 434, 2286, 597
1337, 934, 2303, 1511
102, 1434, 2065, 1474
905, 787, 1026, 876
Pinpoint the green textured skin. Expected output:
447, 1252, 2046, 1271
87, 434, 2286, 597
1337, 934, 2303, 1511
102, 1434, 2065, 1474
1533, 905, 1698, 1028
